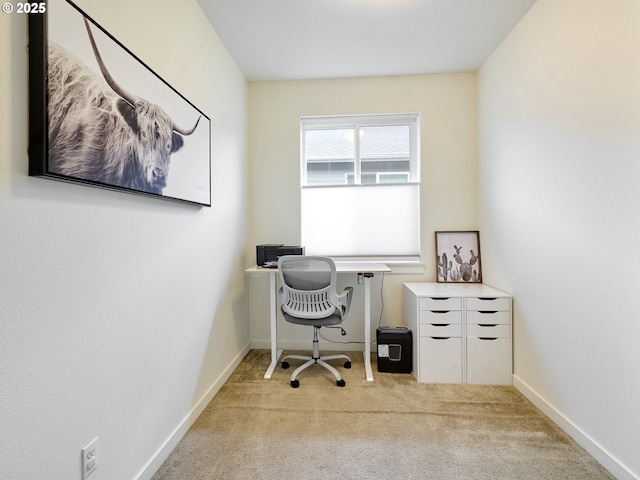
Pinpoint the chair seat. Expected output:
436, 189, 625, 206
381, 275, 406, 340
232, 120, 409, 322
283, 311, 342, 327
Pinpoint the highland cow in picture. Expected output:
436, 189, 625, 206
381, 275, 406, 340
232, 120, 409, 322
30, 0, 211, 206
48, 19, 200, 195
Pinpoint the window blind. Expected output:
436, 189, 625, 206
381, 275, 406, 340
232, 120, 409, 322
301, 183, 420, 260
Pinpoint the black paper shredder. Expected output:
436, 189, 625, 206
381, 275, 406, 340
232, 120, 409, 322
376, 326, 412, 373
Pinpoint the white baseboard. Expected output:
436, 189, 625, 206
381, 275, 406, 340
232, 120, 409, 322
134, 342, 252, 480
513, 375, 637, 480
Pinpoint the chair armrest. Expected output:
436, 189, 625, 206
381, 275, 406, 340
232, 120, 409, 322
337, 286, 354, 318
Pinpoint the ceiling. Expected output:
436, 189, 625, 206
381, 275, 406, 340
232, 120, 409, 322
196, 0, 538, 82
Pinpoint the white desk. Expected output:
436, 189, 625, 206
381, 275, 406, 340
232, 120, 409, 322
246, 261, 391, 381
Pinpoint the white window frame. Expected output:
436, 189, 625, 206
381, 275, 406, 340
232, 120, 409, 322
346, 171, 410, 184
300, 113, 421, 261
301, 113, 420, 186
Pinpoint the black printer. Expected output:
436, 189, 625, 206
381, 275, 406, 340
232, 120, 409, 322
256, 244, 305, 268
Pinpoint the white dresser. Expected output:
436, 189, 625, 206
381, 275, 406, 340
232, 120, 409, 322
403, 282, 512, 385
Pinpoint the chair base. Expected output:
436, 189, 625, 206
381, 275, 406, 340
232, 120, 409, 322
281, 328, 351, 388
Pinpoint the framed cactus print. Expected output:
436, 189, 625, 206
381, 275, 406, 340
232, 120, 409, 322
435, 231, 482, 283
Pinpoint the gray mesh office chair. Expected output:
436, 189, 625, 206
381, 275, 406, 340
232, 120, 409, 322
278, 256, 353, 388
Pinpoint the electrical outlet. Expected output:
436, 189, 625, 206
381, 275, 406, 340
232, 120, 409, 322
81, 437, 98, 479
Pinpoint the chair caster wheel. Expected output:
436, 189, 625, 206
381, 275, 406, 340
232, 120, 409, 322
282, 361, 290, 369
290, 380, 299, 388
337, 379, 346, 387
344, 361, 352, 369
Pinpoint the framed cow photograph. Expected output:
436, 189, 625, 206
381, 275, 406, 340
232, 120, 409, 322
28, 0, 211, 206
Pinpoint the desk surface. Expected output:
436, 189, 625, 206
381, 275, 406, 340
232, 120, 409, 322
403, 282, 510, 297
247, 262, 391, 274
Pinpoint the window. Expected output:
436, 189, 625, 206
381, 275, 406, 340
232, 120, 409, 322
300, 114, 420, 260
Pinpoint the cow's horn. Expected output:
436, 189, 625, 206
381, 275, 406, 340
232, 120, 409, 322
173, 116, 201, 136
83, 18, 137, 107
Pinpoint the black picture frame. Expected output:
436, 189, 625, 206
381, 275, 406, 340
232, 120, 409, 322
435, 231, 482, 283
28, 0, 211, 207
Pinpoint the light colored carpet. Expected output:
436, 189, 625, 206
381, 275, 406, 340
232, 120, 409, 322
152, 349, 614, 480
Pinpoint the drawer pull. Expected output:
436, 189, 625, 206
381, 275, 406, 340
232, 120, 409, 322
432, 297, 450, 300
431, 323, 451, 327
478, 337, 498, 341
478, 311, 498, 314
431, 337, 451, 340
431, 310, 451, 314
478, 324, 498, 327
478, 297, 497, 301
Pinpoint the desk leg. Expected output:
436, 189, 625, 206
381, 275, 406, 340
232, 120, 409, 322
363, 274, 374, 381
265, 271, 282, 379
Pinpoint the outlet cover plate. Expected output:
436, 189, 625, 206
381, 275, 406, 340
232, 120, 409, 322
81, 437, 98, 479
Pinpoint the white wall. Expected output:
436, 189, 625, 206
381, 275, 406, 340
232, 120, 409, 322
0, 1, 249, 479
479, 0, 640, 478
247, 75, 478, 348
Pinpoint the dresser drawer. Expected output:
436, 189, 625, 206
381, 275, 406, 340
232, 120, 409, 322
420, 310, 462, 324
419, 297, 461, 311
467, 323, 510, 338
466, 297, 510, 311
421, 323, 462, 337
466, 337, 512, 385
466, 310, 510, 325
419, 336, 462, 383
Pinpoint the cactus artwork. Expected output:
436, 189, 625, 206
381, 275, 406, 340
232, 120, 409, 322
437, 252, 452, 281
454, 245, 478, 282
435, 231, 482, 283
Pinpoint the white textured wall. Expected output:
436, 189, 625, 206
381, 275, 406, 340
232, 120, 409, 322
0, 1, 249, 479
479, 0, 640, 478
247, 75, 479, 347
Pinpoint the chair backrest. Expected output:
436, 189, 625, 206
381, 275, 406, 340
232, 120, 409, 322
278, 256, 339, 320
